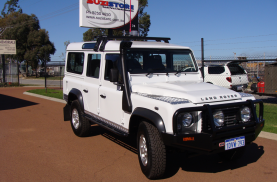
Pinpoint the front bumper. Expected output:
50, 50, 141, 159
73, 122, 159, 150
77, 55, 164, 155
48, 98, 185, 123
162, 99, 264, 154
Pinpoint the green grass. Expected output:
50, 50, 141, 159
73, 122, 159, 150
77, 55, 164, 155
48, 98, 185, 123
259, 103, 277, 134
27, 89, 63, 99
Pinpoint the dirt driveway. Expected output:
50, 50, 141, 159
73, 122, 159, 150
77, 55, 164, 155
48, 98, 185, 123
0, 87, 277, 182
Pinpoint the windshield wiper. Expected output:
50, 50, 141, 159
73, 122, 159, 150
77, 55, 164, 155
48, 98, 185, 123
175, 70, 183, 75
146, 72, 152, 76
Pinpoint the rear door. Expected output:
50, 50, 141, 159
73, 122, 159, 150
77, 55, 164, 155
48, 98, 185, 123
83, 53, 102, 115
227, 63, 249, 87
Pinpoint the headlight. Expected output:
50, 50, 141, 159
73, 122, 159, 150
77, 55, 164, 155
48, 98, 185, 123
213, 111, 224, 127
241, 107, 251, 122
177, 113, 193, 130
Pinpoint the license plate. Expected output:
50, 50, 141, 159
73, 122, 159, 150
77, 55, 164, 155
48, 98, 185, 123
225, 136, 245, 150
237, 85, 242, 91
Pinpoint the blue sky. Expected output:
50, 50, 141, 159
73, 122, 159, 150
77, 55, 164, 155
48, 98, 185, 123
5, 0, 277, 61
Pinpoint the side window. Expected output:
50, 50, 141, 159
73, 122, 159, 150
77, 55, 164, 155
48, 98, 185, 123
86, 54, 101, 78
104, 54, 122, 81
208, 66, 225, 74
67, 52, 84, 74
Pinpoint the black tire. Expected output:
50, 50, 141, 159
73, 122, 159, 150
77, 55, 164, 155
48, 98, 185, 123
137, 121, 166, 179
219, 147, 245, 161
70, 100, 91, 137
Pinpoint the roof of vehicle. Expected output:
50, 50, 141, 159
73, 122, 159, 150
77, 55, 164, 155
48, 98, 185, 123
202, 61, 243, 67
66, 40, 191, 52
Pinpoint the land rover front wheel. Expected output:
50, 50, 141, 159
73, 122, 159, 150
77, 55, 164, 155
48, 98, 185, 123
137, 121, 166, 179
70, 100, 90, 137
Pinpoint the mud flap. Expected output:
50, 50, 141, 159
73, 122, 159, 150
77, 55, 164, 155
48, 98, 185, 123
63, 104, 71, 121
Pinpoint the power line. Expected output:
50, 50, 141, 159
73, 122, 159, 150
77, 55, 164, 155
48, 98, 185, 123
193, 45, 277, 51
1, 3, 79, 30
40, 7, 78, 21
38, 3, 78, 19
187, 39, 277, 47
174, 33, 277, 44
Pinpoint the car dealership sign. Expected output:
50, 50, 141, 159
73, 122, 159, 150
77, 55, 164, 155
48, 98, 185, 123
79, 0, 139, 29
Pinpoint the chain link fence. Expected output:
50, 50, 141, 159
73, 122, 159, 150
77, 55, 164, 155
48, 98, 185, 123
1, 56, 65, 87
195, 55, 277, 94
0, 57, 19, 85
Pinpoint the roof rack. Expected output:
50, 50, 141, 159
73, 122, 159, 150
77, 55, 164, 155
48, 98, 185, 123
93, 36, 171, 52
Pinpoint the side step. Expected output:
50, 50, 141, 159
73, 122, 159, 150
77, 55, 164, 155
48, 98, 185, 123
83, 114, 129, 137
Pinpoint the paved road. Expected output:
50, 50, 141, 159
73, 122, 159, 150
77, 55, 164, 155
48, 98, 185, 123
1, 87, 277, 182
19, 78, 63, 86
253, 93, 277, 104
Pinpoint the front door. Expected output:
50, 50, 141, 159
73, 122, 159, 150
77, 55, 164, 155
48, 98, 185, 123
98, 54, 125, 129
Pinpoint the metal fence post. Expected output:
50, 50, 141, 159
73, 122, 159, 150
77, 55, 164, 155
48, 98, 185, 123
201, 38, 204, 82
2, 55, 5, 83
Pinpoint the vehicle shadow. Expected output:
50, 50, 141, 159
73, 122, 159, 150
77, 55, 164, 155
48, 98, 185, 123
87, 125, 138, 154
163, 142, 264, 179
85, 126, 264, 179
0, 94, 38, 110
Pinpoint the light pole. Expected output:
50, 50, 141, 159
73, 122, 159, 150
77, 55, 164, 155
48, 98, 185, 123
233, 52, 236, 60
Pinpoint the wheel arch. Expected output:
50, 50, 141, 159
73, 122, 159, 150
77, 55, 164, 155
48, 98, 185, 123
68, 88, 84, 112
129, 107, 166, 136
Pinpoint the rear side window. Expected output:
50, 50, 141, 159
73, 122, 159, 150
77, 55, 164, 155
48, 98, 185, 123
227, 63, 246, 75
208, 66, 225, 74
67, 52, 84, 74
87, 54, 101, 78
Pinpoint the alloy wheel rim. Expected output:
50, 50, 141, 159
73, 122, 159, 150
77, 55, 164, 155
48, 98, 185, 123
72, 108, 80, 129
139, 134, 148, 166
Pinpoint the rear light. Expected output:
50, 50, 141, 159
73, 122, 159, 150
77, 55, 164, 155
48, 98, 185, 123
226, 77, 232, 83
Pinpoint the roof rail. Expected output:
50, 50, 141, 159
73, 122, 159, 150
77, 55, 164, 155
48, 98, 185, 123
93, 36, 171, 52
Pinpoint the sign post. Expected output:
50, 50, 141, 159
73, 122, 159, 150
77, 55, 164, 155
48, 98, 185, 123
0, 39, 16, 84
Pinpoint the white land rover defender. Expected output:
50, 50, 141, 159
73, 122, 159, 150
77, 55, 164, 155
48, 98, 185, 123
63, 36, 264, 179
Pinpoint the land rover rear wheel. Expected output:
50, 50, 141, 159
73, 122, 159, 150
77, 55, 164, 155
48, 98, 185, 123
70, 100, 90, 137
137, 121, 166, 179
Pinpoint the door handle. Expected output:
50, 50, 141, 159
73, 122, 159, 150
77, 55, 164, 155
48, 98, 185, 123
100, 94, 106, 99
83, 89, 88, 93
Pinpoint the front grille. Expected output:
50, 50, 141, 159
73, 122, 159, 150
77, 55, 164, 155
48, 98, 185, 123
222, 107, 240, 126
202, 106, 249, 132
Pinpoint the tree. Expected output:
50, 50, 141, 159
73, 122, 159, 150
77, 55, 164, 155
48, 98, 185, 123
1, 0, 22, 17
24, 29, 56, 77
83, 29, 123, 41
59, 40, 70, 61
138, 0, 150, 37
83, 0, 151, 41
1, 12, 56, 76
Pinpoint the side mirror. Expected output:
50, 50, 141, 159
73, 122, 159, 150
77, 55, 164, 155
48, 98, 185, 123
109, 68, 118, 82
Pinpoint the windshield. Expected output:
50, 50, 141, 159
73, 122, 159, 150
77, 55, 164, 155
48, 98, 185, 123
125, 49, 197, 74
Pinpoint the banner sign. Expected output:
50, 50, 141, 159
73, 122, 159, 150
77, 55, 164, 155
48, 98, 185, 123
0, 39, 16, 55
79, 0, 139, 29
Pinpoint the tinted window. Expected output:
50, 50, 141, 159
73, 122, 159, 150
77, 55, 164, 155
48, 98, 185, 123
208, 66, 225, 74
227, 63, 246, 75
86, 54, 101, 78
67, 52, 84, 74
125, 49, 197, 74
104, 54, 122, 82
